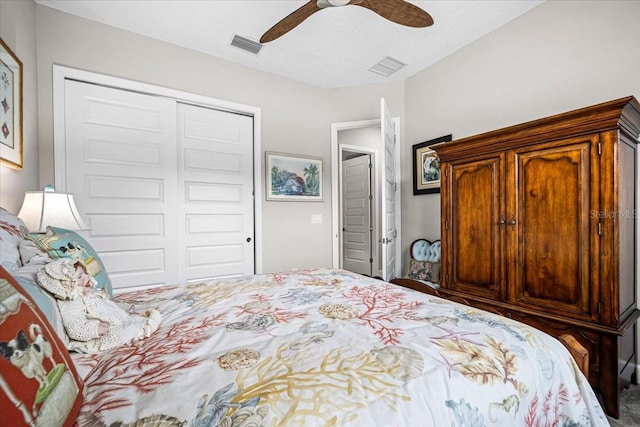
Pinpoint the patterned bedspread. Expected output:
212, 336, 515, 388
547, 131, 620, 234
72, 268, 609, 426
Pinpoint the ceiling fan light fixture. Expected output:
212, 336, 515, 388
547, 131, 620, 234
369, 56, 407, 77
230, 34, 263, 55
318, 0, 351, 7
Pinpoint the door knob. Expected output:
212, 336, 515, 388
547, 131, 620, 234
246, 237, 252, 243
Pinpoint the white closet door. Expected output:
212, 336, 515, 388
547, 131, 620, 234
177, 103, 254, 280
64, 80, 179, 288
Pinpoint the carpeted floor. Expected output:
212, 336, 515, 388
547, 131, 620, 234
608, 384, 640, 427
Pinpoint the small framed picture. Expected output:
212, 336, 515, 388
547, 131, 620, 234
413, 134, 452, 195
266, 152, 323, 201
0, 38, 23, 169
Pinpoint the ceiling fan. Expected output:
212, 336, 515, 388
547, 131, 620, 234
260, 0, 434, 43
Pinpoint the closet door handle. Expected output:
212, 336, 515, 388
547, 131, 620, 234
508, 217, 516, 229
498, 216, 506, 228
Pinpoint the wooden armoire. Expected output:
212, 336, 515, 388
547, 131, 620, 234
421, 97, 638, 418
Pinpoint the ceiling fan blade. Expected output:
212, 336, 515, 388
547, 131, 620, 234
260, 1, 323, 43
355, 0, 434, 28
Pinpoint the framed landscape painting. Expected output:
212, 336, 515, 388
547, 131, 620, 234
0, 38, 23, 169
412, 134, 452, 195
266, 152, 323, 201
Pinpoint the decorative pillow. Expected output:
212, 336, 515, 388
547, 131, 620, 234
0, 266, 83, 427
0, 207, 27, 272
19, 236, 48, 265
26, 226, 113, 298
407, 259, 441, 283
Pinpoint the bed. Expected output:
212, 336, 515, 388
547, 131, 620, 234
0, 209, 609, 426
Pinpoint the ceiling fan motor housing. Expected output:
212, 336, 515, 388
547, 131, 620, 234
318, 0, 353, 8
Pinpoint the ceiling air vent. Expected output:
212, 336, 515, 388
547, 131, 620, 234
368, 56, 407, 77
230, 35, 263, 55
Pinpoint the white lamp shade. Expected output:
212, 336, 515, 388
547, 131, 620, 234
18, 191, 89, 232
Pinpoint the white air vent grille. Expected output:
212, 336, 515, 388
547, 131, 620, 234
231, 35, 262, 55
369, 56, 407, 77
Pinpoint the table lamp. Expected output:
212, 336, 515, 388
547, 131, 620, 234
17, 185, 89, 232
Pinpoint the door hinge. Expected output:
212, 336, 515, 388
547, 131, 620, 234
597, 302, 601, 315
597, 142, 602, 155
369, 258, 373, 263
598, 222, 602, 235
445, 168, 448, 177
445, 274, 449, 285
392, 182, 397, 192
393, 229, 397, 238
445, 220, 449, 230
368, 194, 373, 201
368, 162, 372, 169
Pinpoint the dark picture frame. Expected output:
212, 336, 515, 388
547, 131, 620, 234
412, 134, 452, 195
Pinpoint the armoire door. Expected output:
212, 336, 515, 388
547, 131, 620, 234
63, 80, 255, 290
508, 135, 599, 321
444, 154, 505, 300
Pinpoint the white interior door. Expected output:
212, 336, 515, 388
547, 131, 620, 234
342, 154, 372, 276
177, 103, 254, 281
64, 80, 179, 288
380, 98, 398, 281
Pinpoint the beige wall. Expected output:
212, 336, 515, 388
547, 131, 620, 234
401, 0, 640, 254
32, 5, 340, 274
0, 0, 39, 213
31, 5, 407, 274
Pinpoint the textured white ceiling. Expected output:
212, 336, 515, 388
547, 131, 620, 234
36, 0, 544, 89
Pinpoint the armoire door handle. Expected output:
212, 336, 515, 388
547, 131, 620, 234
508, 218, 516, 229
498, 216, 506, 228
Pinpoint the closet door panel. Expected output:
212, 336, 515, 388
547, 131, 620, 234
64, 80, 179, 288
177, 103, 255, 281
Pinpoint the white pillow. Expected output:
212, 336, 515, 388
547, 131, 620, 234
0, 207, 27, 271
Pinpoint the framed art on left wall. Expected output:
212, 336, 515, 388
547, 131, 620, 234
0, 38, 23, 169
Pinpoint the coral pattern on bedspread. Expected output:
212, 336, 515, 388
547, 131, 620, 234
72, 268, 608, 426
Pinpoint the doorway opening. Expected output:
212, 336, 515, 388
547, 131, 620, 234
331, 120, 382, 278
331, 100, 401, 281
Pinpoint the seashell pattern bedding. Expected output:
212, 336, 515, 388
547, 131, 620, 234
72, 268, 609, 426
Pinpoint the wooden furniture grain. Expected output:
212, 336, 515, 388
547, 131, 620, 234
394, 97, 640, 418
